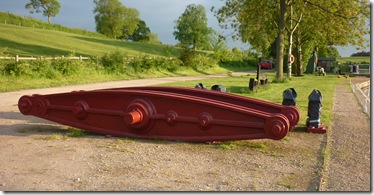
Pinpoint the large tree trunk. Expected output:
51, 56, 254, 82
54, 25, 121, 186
276, 0, 287, 81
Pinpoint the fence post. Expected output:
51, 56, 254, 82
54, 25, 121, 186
15, 55, 19, 62
79, 55, 82, 61
351, 80, 355, 93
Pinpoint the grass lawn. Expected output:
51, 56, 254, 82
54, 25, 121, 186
157, 72, 345, 129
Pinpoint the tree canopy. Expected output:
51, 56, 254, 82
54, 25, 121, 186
173, 4, 213, 50
214, 0, 370, 79
127, 20, 151, 42
93, 0, 140, 39
25, 0, 61, 23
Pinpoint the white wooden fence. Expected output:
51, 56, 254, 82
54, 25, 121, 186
351, 79, 370, 117
0, 55, 90, 62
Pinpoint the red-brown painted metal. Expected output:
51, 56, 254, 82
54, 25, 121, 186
18, 88, 291, 142
307, 124, 327, 134
104, 86, 300, 130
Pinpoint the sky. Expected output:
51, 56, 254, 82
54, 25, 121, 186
0, 0, 370, 57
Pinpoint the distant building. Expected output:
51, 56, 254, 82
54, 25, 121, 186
317, 57, 336, 72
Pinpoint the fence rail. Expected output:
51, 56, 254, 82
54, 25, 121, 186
351, 80, 370, 117
0, 55, 91, 62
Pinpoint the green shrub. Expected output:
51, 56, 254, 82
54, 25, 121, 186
100, 50, 127, 73
162, 58, 182, 72
4, 61, 32, 76
178, 48, 217, 69
128, 56, 182, 73
188, 54, 218, 69
53, 58, 82, 76
129, 56, 144, 72
29, 60, 61, 79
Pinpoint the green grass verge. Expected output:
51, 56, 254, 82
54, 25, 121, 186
158, 72, 344, 128
0, 64, 246, 92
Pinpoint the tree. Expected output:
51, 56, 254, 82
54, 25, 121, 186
214, 0, 285, 80
292, 0, 369, 75
121, 7, 140, 39
149, 33, 162, 44
25, 0, 60, 23
93, 0, 139, 39
173, 4, 213, 50
318, 46, 340, 58
128, 20, 151, 42
214, 0, 369, 80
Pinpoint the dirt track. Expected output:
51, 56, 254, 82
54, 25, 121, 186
0, 74, 370, 191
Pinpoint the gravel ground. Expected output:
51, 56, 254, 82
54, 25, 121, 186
319, 77, 371, 191
0, 74, 370, 192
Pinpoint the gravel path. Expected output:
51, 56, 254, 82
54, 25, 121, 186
319, 77, 371, 191
0, 74, 370, 191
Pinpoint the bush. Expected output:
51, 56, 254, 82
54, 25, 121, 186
4, 61, 32, 76
100, 51, 128, 73
178, 47, 196, 67
30, 60, 61, 79
179, 48, 217, 69
127, 56, 182, 73
187, 54, 217, 69
162, 58, 182, 72
52, 58, 83, 76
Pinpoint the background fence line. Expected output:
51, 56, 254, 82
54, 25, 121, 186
0, 55, 91, 62
0, 55, 176, 63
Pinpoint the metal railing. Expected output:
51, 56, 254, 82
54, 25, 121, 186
351, 80, 370, 117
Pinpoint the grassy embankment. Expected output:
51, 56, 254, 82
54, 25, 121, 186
0, 23, 179, 57
0, 23, 253, 92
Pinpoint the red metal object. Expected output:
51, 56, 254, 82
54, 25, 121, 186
109, 86, 300, 131
18, 88, 292, 142
307, 124, 327, 134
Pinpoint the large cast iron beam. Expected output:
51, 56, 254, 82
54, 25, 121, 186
106, 86, 300, 130
18, 88, 290, 142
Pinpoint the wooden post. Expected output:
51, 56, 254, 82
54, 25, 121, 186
79, 55, 82, 61
15, 55, 19, 63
